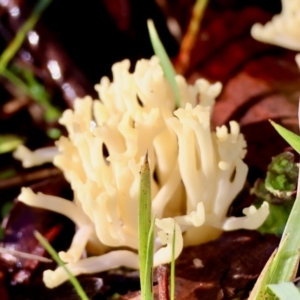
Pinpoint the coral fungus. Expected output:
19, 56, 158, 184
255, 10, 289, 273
16, 56, 268, 287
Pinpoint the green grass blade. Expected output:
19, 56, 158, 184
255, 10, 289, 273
268, 200, 300, 283
170, 223, 176, 300
269, 120, 300, 154
268, 282, 300, 300
0, 0, 52, 71
34, 231, 89, 300
138, 151, 153, 300
2, 69, 61, 121
248, 248, 277, 300
144, 215, 156, 299
147, 19, 181, 108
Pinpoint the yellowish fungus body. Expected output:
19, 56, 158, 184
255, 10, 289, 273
16, 56, 268, 288
251, 0, 300, 51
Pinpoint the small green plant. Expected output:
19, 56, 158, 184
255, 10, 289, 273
249, 119, 300, 299
252, 151, 297, 236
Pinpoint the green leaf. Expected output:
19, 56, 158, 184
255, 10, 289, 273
147, 19, 181, 108
0, 134, 24, 154
269, 120, 300, 154
138, 151, 153, 300
34, 231, 89, 300
268, 282, 300, 300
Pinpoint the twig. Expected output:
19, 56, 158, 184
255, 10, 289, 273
157, 265, 170, 300
175, 0, 208, 74
0, 167, 61, 190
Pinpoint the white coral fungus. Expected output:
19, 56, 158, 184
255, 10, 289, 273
251, 0, 300, 51
16, 56, 268, 288
13, 145, 58, 167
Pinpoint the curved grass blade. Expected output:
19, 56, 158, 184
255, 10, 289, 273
147, 19, 181, 108
269, 120, 300, 154
34, 231, 89, 300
